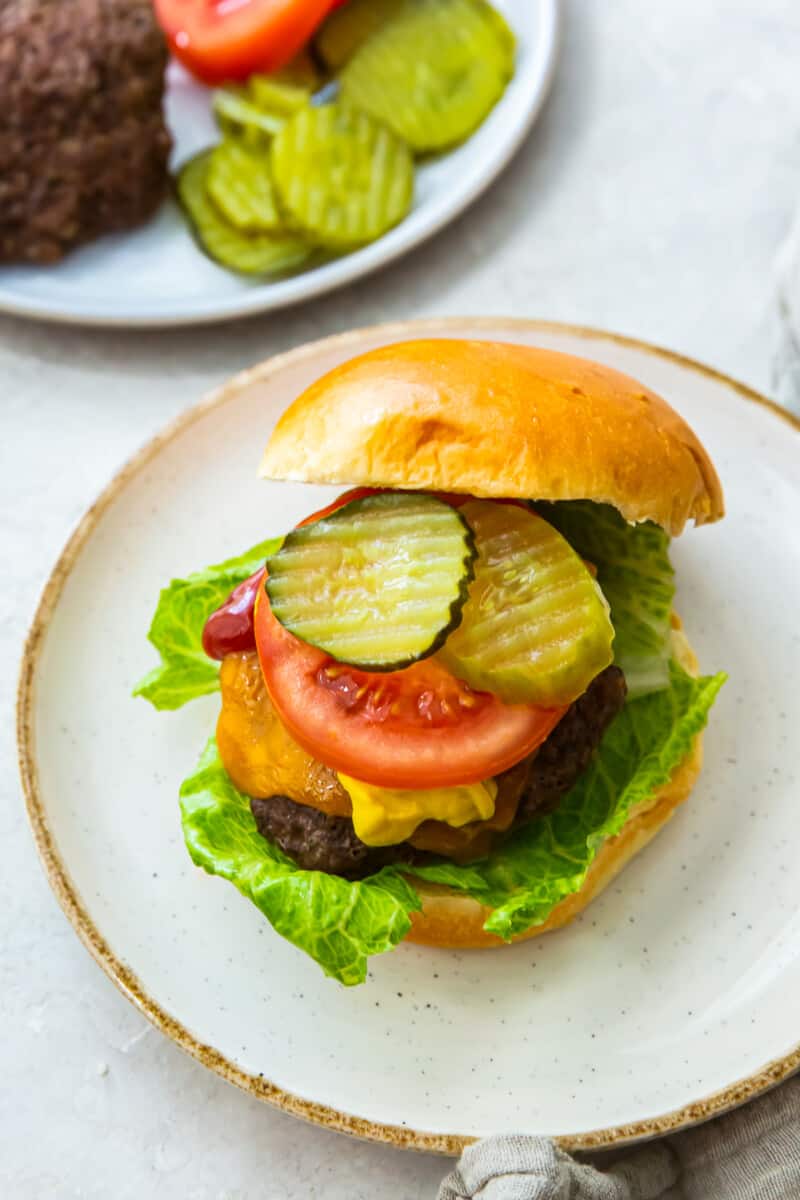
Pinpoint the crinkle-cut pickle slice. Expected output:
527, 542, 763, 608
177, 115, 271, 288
207, 141, 283, 233
340, 0, 516, 153
176, 152, 310, 276
314, 0, 406, 70
270, 101, 414, 249
213, 87, 285, 145
439, 501, 615, 706
266, 492, 476, 671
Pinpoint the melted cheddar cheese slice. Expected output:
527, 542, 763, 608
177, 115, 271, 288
338, 774, 498, 847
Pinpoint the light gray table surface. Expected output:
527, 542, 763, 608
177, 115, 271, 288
3, 4, 800, 1197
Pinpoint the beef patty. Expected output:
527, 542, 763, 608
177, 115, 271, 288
516, 663, 628, 821
250, 665, 627, 879
0, 0, 171, 264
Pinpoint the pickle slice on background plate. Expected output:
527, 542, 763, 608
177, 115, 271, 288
176, 152, 310, 276
270, 101, 414, 248
314, 0, 406, 70
265, 493, 476, 671
340, 0, 516, 153
439, 501, 615, 706
206, 142, 283, 233
213, 88, 285, 145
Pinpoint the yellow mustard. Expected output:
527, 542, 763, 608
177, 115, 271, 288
337, 773, 498, 847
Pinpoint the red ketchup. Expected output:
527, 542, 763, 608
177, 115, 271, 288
202, 567, 265, 661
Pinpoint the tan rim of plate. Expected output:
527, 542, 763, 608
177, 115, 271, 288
16, 319, 800, 1155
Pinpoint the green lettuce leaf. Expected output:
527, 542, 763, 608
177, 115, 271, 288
540, 502, 675, 697
408, 662, 725, 939
133, 538, 282, 710
180, 664, 724, 981
180, 738, 420, 986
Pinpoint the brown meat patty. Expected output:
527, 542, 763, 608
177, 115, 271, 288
250, 666, 627, 879
0, 0, 171, 264
516, 663, 628, 821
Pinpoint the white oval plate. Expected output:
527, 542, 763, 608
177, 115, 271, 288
0, 1, 558, 329
19, 319, 800, 1153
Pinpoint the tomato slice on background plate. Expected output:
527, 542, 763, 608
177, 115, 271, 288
254, 586, 567, 789
154, 0, 338, 85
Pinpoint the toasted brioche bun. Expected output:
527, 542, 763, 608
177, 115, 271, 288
260, 340, 723, 536
405, 619, 701, 949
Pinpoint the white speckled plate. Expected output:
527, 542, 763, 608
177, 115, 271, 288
0, 1, 558, 329
19, 320, 800, 1152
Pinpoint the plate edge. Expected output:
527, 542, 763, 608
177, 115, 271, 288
16, 316, 800, 1155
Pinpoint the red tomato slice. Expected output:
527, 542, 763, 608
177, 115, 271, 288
254, 587, 567, 789
154, 0, 336, 85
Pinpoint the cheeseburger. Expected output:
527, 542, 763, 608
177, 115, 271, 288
136, 339, 726, 985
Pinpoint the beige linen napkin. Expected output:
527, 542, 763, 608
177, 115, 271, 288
438, 1074, 800, 1199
